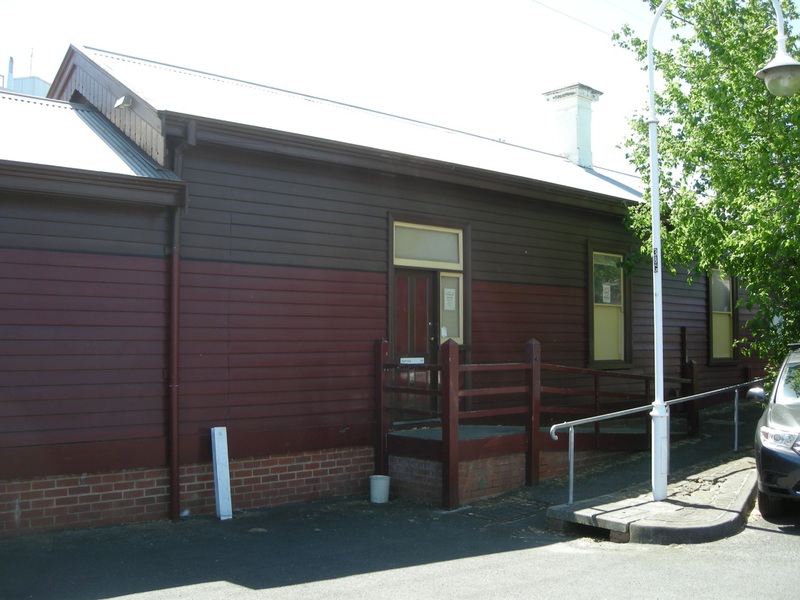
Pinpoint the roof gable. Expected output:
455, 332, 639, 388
0, 91, 178, 181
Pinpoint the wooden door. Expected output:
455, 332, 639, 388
393, 269, 438, 362
392, 269, 438, 416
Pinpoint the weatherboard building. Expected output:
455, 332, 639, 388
0, 46, 762, 535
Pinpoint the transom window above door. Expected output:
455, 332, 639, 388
393, 223, 463, 270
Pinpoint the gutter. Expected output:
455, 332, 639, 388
167, 119, 195, 521
161, 115, 639, 215
0, 161, 183, 206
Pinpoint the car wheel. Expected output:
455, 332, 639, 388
758, 490, 785, 518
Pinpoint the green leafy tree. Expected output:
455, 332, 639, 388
616, 0, 800, 366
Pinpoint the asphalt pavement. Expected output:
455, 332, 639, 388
0, 400, 765, 600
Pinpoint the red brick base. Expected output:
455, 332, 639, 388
389, 449, 627, 506
389, 456, 442, 504
179, 446, 374, 517
1, 445, 628, 534
0, 446, 374, 536
389, 454, 528, 505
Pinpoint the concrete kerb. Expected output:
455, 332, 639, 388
545, 456, 757, 544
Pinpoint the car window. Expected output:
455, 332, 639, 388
776, 363, 800, 404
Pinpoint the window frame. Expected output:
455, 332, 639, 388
393, 222, 463, 270
388, 215, 471, 353
438, 272, 463, 345
588, 245, 632, 369
708, 269, 738, 365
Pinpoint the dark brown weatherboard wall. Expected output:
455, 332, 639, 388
175, 148, 388, 463
176, 144, 620, 366
0, 193, 171, 479
176, 141, 763, 430
178, 260, 384, 462
171, 145, 639, 465
1, 139, 763, 485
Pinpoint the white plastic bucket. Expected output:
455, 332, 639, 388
370, 475, 390, 503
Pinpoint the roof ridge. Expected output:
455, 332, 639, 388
73, 46, 641, 198
82, 46, 571, 162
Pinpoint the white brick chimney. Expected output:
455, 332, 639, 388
543, 83, 603, 169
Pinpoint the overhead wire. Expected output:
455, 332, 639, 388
527, 0, 672, 36
528, 0, 613, 36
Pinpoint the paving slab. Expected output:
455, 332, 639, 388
546, 456, 757, 544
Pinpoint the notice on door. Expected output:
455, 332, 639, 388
444, 288, 457, 311
603, 283, 612, 304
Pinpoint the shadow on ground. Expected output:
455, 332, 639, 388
0, 494, 568, 599
0, 401, 787, 599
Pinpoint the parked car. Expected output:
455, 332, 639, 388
748, 344, 800, 517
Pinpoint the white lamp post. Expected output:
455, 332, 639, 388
646, 0, 800, 501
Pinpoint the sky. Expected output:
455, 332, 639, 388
0, 0, 794, 174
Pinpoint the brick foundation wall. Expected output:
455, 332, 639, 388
460, 454, 526, 503
389, 456, 441, 504
389, 449, 628, 507
1, 446, 628, 534
0, 446, 374, 536
389, 453, 527, 505
179, 446, 374, 518
0, 469, 170, 536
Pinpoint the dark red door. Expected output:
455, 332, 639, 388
393, 269, 439, 416
393, 269, 438, 362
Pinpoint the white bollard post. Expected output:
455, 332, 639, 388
211, 427, 233, 520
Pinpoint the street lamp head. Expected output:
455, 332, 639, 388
756, 49, 800, 97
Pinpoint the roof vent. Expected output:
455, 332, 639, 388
114, 94, 133, 109
543, 83, 603, 169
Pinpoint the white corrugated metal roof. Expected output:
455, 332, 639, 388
82, 47, 642, 203
0, 90, 179, 180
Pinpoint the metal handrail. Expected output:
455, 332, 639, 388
548, 377, 766, 505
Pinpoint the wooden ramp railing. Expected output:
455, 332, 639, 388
376, 338, 540, 510
375, 338, 693, 510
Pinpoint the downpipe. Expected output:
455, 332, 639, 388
168, 120, 195, 521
